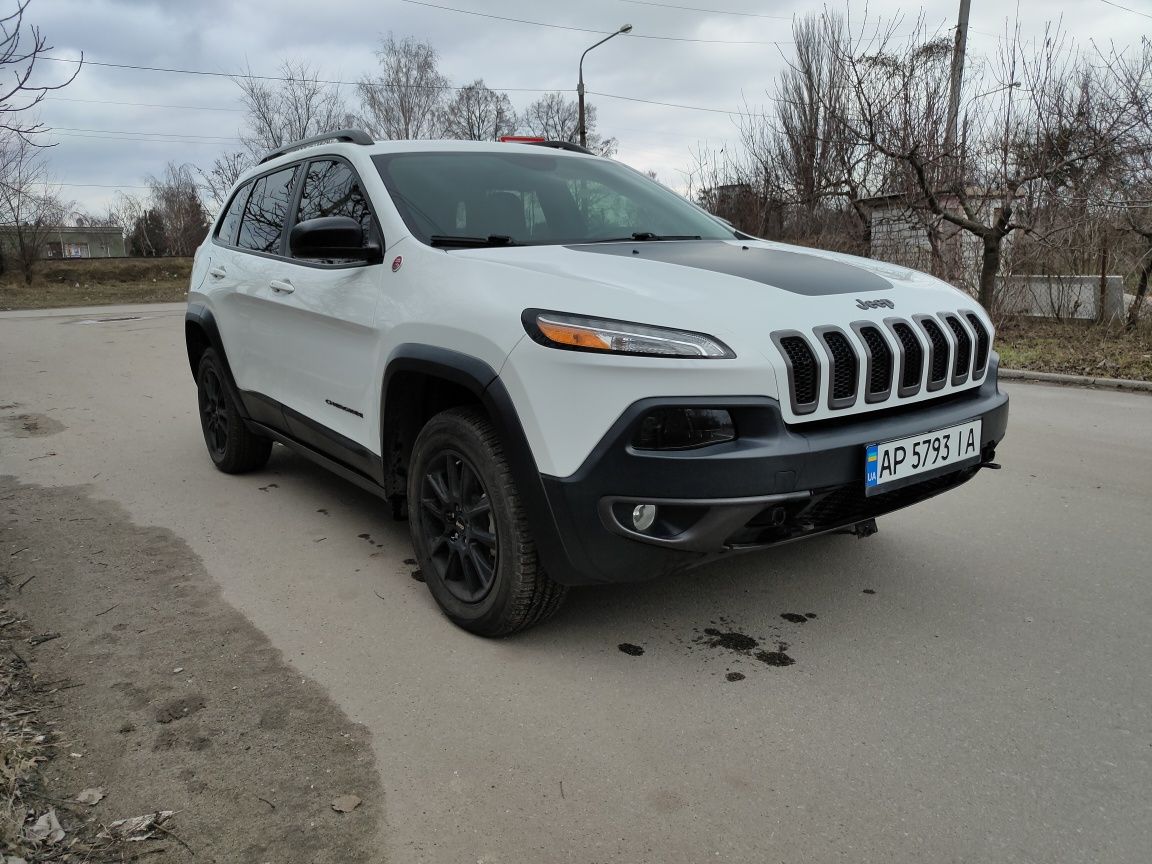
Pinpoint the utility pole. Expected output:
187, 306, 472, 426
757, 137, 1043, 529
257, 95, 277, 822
943, 0, 972, 157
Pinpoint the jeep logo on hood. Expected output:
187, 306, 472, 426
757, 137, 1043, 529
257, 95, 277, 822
856, 298, 895, 310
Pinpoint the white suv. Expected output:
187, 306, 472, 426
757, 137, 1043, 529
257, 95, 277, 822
186, 130, 1009, 635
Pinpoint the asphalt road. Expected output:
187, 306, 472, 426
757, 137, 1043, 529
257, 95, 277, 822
2, 304, 1150, 864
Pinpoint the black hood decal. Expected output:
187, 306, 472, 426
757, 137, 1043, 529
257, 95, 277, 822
565, 240, 891, 296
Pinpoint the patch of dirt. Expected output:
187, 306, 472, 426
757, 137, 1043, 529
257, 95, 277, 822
0, 476, 382, 863
700, 628, 759, 651
617, 643, 645, 656
1, 412, 65, 438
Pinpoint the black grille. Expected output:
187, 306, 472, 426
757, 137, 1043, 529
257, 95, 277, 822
920, 318, 950, 386
966, 313, 990, 376
943, 315, 972, 380
822, 331, 858, 403
892, 323, 923, 391
859, 325, 893, 396
779, 336, 818, 407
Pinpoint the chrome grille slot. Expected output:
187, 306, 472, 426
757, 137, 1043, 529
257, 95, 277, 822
774, 333, 820, 414
918, 316, 950, 391
818, 328, 859, 409
965, 313, 990, 377
855, 324, 893, 403
891, 322, 924, 396
942, 313, 972, 385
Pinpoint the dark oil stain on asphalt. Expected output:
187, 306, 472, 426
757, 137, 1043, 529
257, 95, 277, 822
780, 613, 808, 624
862, 589, 876, 594
725, 672, 746, 682
618, 643, 645, 656
403, 558, 417, 566
755, 643, 795, 667
701, 628, 759, 651
410, 569, 425, 582
317, 508, 329, 516
805, 612, 817, 619
258, 483, 278, 492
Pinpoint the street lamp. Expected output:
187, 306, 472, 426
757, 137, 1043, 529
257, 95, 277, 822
578, 23, 632, 149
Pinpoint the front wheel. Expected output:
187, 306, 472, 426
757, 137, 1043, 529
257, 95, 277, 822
407, 407, 566, 636
196, 349, 272, 474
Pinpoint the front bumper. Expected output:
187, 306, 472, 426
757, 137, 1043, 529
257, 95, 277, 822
534, 361, 1008, 585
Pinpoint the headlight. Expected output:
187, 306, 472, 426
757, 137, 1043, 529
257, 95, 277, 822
523, 310, 735, 359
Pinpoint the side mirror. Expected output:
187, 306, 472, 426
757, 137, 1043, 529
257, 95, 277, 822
289, 216, 382, 262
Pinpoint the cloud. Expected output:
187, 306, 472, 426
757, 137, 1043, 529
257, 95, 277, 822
22, 0, 1144, 214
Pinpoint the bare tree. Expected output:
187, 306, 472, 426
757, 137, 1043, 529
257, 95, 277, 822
146, 163, 209, 256
816, 13, 1150, 309
0, 132, 67, 284
198, 151, 250, 211
0, 0, 81, 140
519, 92, 617, 156
235, 59, 348, 157
357, 34, 447, 140
441, 79, 516, 141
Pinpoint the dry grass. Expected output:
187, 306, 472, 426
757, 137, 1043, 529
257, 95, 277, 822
0, 257, 191, 311
995, 316, 1152, 381
0, 607, 165, 862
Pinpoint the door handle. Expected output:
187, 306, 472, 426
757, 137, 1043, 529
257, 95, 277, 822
208, 266, 227, 279
269, 279, 295, 295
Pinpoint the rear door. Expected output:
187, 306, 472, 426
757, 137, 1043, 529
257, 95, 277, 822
248, 157, 385, 468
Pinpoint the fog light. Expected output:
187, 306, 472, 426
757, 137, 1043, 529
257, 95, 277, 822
632, 503, 657, 532
633, 407, 736, 450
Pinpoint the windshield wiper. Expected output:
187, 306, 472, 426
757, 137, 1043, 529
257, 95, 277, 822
588, 232, 703, 243
429, 234, 517, 248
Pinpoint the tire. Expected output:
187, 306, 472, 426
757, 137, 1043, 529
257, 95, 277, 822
196, 349, 272, 474
407, 406, 567, 636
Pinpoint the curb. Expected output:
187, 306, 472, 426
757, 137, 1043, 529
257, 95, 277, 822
1000, 368, 1152, 393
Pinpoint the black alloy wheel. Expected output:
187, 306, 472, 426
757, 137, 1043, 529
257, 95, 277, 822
199, 366, 230, 459
418, 450, 498, 604
195, 348, 272, 474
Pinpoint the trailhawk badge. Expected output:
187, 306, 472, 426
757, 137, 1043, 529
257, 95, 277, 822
856, 298, 895, 310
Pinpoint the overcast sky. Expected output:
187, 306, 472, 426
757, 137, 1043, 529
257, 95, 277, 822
23, 0, 1151, 215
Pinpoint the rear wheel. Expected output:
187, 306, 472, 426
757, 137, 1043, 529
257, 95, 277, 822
196, 349, 272, 474
408, 407, 566, 636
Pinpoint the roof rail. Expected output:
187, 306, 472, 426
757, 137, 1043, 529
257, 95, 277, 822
527, 140, 594, 155
259, 128, 374, 164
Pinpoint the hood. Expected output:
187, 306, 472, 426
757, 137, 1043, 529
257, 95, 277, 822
447, 239, 976, 349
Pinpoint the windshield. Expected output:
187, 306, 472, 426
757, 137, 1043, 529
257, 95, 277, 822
371, 150, 735, 247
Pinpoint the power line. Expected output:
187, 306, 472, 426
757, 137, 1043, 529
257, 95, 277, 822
38, 55, 574, 92
589, 89, 768, 118
51, 125, 236, 140
399, 0, 795, 45
47, 132, 236, 145
44, 96, 243, 112
618, 0, 791, 19
1099, 0, 1152, 21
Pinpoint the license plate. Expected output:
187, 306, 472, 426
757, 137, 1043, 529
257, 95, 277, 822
865, 420, 982, 494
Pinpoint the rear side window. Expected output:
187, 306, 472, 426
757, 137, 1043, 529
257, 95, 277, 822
216, 182, 251, 245
237, 166, 299, 254
296, 160, 374, 238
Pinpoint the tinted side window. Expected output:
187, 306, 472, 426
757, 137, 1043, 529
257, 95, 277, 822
296, 160, 374, 238
237, 166, 298, 253
216, 182, 251, 245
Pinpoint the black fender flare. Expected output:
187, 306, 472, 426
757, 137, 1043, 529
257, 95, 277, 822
185, 304, 250, 421
381, 344, 584, 584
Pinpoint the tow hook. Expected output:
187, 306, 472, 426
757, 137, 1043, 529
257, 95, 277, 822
838, 518, 879, 539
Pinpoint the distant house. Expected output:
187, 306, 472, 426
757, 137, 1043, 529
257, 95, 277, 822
0, 225, 126, 260
856, 190, 991, 283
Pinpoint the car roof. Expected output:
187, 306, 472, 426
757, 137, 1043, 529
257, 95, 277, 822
247, 137, 596, 178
